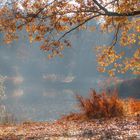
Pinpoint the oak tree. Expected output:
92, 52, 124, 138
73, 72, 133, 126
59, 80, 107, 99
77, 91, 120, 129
0, 0, 139, 76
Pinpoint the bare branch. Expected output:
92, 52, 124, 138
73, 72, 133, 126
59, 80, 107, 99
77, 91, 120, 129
58, 14, 100, 41
92, 0, 140, 16
92, 0, 109, 13
111, 23, 120, 46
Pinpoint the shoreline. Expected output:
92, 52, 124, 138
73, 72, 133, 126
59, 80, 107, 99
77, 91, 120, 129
0, 115, 139, 140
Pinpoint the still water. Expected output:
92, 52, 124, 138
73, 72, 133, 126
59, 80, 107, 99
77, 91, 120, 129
0, 29, 137, 122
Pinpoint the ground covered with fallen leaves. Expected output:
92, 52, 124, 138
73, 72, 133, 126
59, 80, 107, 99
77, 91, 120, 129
0, 116, 140, 140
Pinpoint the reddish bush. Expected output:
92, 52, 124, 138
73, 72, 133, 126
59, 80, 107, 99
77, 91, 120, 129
76, 89, 124, 119
60, 89, 140, 121
126, 98, 140, 115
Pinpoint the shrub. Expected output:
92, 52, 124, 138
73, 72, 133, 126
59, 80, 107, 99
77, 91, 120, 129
60, 89, 140, 121
0, 107, 17, 124
125, 98, 140, 116
76, 89, 125, 119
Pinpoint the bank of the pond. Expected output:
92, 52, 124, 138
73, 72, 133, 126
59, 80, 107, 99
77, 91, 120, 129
0, 115, 139, 140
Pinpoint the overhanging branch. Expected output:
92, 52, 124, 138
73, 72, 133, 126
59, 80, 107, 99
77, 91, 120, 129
58, 14, 100, 41
92, 0, 140, 17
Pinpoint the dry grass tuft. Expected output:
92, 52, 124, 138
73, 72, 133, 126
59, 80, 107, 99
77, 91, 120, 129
59, 89, 140, 121
76, 89, 125, 119
125, 98, 140, 116
0, 111, 17, 125
60, 113, 88, 122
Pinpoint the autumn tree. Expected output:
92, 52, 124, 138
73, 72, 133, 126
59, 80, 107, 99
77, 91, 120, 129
0, 0, 139, 76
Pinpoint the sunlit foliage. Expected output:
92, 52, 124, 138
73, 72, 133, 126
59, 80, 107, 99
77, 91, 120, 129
0, 0, 139, 75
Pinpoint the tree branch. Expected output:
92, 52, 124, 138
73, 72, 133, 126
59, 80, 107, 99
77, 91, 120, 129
92, 0, 109, 13
111, 23, 120, 46
92, 0, 140, 16
58, 14, 100, 41
104, 10, 140, 17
